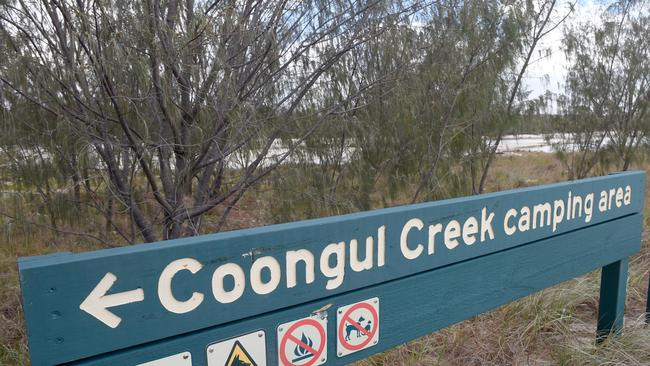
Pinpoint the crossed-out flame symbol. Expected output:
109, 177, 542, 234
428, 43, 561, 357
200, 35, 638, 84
292, 332, 314, 362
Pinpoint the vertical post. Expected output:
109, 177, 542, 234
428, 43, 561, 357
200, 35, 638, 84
596, 259, 628, 343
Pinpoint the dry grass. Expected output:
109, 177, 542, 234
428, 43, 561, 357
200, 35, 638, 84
0, 248, 28, 365
1, 153, 649, 365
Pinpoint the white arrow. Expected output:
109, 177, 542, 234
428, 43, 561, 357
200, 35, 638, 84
80, 272, 145, 328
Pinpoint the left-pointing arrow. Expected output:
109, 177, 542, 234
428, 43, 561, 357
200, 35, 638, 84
80, 272, 145, 328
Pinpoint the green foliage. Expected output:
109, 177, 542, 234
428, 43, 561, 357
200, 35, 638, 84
556, 0, 650, 178
0, 0, 647, 240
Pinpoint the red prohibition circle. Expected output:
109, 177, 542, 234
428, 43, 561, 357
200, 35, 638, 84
338, 302, 379, 351
279, 318, 326, 366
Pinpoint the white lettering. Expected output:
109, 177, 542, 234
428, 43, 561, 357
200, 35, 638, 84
320, 242, 345, 290
463, 217, 478, 245
615, 187, 623, 208
350, 237, 374, 272
286, 249, 315, 288
584, 193, 594, 222
158, 258, 204, 314
401, 218, 424, 259
444, 220, 461, 249
533, 203, 551, 229
212, 263, 245, 304
481, 207, 495, 241
377, 225, 386, 267
504, 209, 517, 236
428, 224, 442, 254
250, 256, 281, 295
552, 199, 565, 232
518, 206, 530, 232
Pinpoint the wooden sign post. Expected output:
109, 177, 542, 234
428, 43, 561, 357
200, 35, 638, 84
18, 172, 646, 365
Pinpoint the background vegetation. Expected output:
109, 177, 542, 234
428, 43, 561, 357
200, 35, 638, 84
1, 0, 648, 240
1, 0, 649, 365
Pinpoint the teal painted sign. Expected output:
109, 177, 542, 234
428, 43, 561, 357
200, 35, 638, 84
18, 172, 646, 365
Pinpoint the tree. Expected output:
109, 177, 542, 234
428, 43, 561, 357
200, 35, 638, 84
0, 0, 423, 242
557, 0, 650, 178
473, 0, 573, 193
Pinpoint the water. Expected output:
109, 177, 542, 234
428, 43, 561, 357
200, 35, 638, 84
1, 134, 605, 173
496, 134, 612, 154
497, 134, 556, 154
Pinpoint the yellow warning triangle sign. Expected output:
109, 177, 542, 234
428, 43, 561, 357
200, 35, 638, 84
225, 340, 258, 366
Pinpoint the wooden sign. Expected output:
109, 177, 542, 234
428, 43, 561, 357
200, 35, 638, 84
18, 172, 646, 365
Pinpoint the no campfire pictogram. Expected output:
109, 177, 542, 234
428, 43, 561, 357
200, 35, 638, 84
277, 315, 327, 366
337, 297, 379, 357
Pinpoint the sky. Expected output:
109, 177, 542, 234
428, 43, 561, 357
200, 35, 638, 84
523, 0, 607, 99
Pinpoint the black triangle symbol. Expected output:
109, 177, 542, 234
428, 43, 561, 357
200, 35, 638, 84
225, 340, 258, 366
